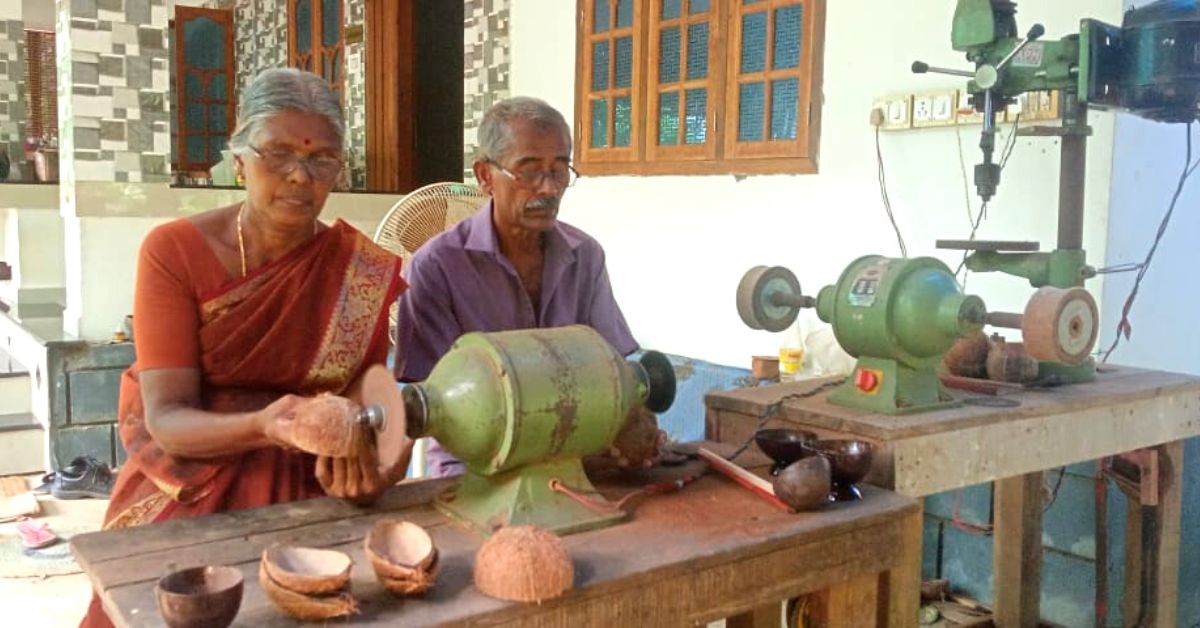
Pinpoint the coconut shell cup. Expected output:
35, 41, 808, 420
258, 561, 358, 621
286, 394, 363, 457
772, 454, 832, 511
155, 565, 243, 628
260, 545, 352, 596
474, 526, 574, 603
754, 428, 818, 474
364, 520, 440, 596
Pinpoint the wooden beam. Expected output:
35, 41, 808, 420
1148, 440, 1183, 627
1123, 495, 1144, 627
993, 471, 1043, 627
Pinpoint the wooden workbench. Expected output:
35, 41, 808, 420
72, 446, 921, 627
705, 366, 1200, 627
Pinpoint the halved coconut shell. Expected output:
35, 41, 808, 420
261, 545, 352, 596
287, 394, 362, 457
474, 525, 574, 604
258, 562, 358, 621
364, 520, 439, 595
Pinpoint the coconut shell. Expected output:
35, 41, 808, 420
943, 331, 991, 378
364, 520, 439, 595
474, 526, 574, 603
987, 338, 1039, 384
261, 545, 352, 596
608, 406, 662, 468
258, 562, 358, 621
772, 455, 832, 511
287, 394, 362, 457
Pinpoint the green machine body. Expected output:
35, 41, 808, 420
402, 325, 676, 536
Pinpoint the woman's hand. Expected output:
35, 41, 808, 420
257, 394, 309, 449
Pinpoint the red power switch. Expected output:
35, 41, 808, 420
855, 368, 881, 393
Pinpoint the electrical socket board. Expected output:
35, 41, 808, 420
878, 89, 1060, 130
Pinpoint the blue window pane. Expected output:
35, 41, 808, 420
209, 135, 226, 162
614, 96, 632, 147
658, 92, 680, 146
209, 106, 227, 133
591, 41, 610, 91
329, 48, 341, 83
187, 104, 205, 131
183, 17, 225, 70
690, 0, 710, 13
186, 135, 206, 163
185, 72, 202, 98
659, 27, 680, 84
686, 22, 708, 80
771, 78, 799, 140
738, 81, 765, 141
591, 99, 609, 148
615, 36, 633, 88
685, 88, 707, 144
296, 0, 312, 54
740, 11, 767, 74
616, 0, 633, 28
210, 74, 227, 100
662, 0, 682, 19
773, 5, 803, 69
594, 0, 611, 33
321, 0, 340, 48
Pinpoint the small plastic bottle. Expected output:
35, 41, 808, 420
778, 319, 807, 382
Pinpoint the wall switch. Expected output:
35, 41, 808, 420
872, 95, 912, 130
913, 90, 957, 128
956, 89, 984, 125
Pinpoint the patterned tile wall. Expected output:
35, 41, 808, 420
345, 0, 365, 189
0, 3, 26, 180
60, 0, 172, 184
463, 0, 510, 181
230, 0, 286, 93
55, 1, 74, 189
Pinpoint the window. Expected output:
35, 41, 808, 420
23, 29, 57, 149
289, 0, 344, 100
576, 0, 824, 175
173, 7, 235, 173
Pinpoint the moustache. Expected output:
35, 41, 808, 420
524, 198, 560, 213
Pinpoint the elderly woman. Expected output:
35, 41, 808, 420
81, 68, 410, 626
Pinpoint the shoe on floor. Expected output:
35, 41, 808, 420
35, 456, 115, 500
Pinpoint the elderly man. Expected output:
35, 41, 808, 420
395, 96, 654, 478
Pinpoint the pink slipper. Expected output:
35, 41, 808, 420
15, 519, 58, 549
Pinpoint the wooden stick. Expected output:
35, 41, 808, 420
697, 447, 794, 513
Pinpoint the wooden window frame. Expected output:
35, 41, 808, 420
288, 0, 345, 100
574, 0, 825, 176
173, 7, 236, 174
576, 0, 645, 165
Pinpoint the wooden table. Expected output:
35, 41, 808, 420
73, 445, 922, 627
705, 366, 1200, 627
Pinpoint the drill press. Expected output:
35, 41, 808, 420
396, 325, 676, 536
913, 0, 1200, 383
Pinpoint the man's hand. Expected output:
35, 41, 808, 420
585, 405, 665, 472
315, 433, 392, 506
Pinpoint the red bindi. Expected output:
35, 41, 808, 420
303, 139, 311, 146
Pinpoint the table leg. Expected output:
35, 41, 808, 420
1148, 440, 1183, 628
726, 602, 780, 628
1122, 493, 1144, 627
881, 505, 921, 627
809, 573, 879, 628
993, 471, 1044, 627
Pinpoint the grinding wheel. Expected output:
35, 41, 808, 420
736, 265, 803, 333
346, 364, 411, 472
639, 350, 676, 413
1021, 287, 1098, 365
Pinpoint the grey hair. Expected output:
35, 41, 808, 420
475, 96, 571, 163
227, 68, 345, 154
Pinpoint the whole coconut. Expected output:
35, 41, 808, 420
943, 331, 991, 378
474, 526, 574, 603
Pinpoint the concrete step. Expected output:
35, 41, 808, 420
0, 412, 45, 475
0, 372, 31, 416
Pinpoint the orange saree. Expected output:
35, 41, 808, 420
81, 218, 403, 627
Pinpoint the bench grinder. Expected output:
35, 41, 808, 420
395, 325, 676, 536
737, 258, 1097, 414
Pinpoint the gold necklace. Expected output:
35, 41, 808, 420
236, 204, 319, 278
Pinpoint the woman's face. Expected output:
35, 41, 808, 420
235, 110, 342, 230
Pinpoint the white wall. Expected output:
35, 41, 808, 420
21, 0, 52, 29
509, 0, 1122, 367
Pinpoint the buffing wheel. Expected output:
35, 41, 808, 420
1021, 287, 1098, 365
736, 265, 803, 332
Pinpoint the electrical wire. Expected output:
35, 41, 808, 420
955, 114, 1021, 286
1101, 122, 1200, 363
875, 125, 909, 258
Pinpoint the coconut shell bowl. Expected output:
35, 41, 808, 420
802, 439, 874, 502
155, 565, 244, 628
754, 428, 818, 476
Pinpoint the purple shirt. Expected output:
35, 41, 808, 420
395, 201, 637, 477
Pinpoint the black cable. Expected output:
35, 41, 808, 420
955, 114, 1021, 282
876, 126, 908, 258
1042, 466, 1067, 511
724, 378, 847, 462
1102, 122, 1199, 363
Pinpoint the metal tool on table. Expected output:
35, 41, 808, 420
375, 325, 676, 537
911, 0, 1200, 384
736, 258, 1098, 414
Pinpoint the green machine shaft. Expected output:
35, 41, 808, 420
402, 325, 676, 536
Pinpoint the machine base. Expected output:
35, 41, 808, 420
435, 457, 626, 537
1037, 357, 1097, 386
830, 356, 960, 415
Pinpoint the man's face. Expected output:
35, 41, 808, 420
478, 118, 572, 234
